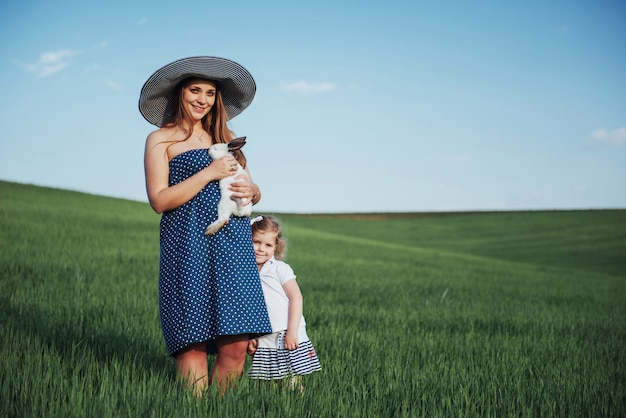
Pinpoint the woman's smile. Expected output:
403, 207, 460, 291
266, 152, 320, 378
191, 104, 208, 115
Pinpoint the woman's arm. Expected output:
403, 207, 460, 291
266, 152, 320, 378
282, 279, 303, 350
144, 131, 238, 213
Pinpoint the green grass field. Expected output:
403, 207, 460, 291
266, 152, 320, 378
1, 180, 625, 417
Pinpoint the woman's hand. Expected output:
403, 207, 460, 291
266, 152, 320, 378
210, 155, 239, 180
230, 171, 259, 204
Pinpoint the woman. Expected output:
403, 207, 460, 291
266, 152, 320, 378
139, 56, 272, 395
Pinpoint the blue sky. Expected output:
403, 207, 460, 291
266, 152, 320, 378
1, 0, 625, 213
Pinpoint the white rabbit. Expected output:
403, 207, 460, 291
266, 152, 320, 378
204, 137, 253, 235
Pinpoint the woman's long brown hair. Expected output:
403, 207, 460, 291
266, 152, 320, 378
164, 77, 248, 168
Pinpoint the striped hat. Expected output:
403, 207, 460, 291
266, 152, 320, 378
139, 56, 256, 127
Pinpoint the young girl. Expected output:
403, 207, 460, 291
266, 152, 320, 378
247, 215, 321, 387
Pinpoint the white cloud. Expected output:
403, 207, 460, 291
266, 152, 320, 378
104, 80, 122, 91
590, 127, 626, 146
280, 81, 335, 94
19, 49, 80, 78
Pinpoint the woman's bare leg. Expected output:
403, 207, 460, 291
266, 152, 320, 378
174, 342, 209, 396
210, 334, 249, 393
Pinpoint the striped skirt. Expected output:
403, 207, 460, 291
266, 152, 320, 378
248, 329, 322, 380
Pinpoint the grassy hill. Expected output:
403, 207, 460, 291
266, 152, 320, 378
282, 209, 626, 277
1, 180, 624, 417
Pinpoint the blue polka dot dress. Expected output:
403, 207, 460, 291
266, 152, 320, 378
159, 148, 272, 357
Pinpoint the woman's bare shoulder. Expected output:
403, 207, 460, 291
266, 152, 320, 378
146, 126, 181, 146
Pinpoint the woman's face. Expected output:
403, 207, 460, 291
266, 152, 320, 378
181, 79, 217, 122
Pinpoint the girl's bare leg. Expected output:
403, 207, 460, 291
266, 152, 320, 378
174, 342, 209, 396
210, 334, 249, 393
288, 375, 304, 393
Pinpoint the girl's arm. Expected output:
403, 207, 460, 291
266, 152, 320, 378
282, 279, 303, 350
144, 131, 237, 213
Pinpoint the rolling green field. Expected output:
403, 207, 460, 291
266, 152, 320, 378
1, 180, 625, 417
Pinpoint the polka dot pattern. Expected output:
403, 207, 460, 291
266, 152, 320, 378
158, 149, 271, 356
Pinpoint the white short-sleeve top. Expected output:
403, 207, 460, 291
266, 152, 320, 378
258, 257, 306, 332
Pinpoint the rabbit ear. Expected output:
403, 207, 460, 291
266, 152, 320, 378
228, 136, 247, 151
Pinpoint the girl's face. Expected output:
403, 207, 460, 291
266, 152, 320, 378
182, 79, 217, 122
252, 230, 278, 267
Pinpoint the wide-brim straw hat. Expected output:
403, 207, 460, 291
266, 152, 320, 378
139, 56, 256, 127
